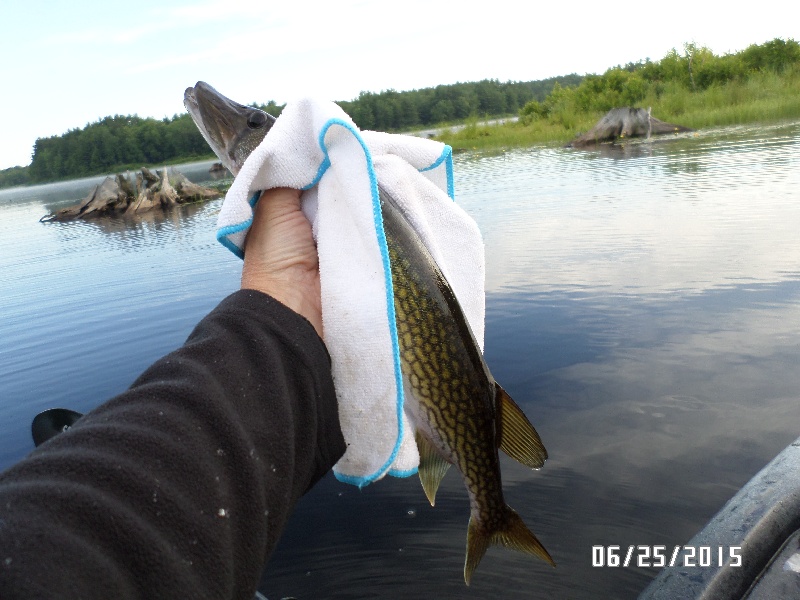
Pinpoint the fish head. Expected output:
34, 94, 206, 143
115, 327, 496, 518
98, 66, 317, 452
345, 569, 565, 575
183, 81, 275, 175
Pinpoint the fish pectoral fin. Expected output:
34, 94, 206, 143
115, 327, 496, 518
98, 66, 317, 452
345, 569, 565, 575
495, 383, 548, 469
415, 431, 451, 507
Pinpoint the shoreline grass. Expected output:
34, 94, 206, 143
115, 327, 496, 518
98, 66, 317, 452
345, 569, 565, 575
437, 66, 800, 151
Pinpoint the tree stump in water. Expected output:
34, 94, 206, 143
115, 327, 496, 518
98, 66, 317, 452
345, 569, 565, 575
41, 167, 224, 222
209, 162, 230, 179
158, 167, 180, 207
568, 108, 692, 148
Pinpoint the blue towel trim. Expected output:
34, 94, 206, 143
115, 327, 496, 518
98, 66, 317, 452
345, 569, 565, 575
333, 471, 359, 486
420, 144, 450, 171
303, 156, 331, 190
333, 471, 368, 486
215, 191, 262, 258
388, 466, 418, 478
217, 234, 245, 259
334, 466, 418, 486
316, 118, 406, 489
445, 147, 455, 200
419, 145, 455, 200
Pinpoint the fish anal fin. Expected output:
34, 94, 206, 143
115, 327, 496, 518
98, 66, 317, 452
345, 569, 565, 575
464, 507, 555, 585
465, 516, 490, 586
415, 431, 451, 507
495, 383, 548, 468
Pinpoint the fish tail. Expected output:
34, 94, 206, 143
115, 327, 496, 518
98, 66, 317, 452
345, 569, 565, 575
464, 506, 555, 585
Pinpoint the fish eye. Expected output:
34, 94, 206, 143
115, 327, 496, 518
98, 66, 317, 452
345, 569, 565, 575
247, 111, 268, 129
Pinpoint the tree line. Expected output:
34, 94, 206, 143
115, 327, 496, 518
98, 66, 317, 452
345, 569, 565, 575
27, 114, 211, 182
1, 76, 580, 187
336, 77, 581, 131
7, 37, 795, 189
520, 38, 800, 125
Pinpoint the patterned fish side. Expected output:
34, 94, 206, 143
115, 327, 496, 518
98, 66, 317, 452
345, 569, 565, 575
183, 81, 554, 584
379, 188, 554, 584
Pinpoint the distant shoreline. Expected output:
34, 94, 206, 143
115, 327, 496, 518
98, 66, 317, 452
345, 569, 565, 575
436, 40, 800, 151
5, 37, 798, 188
435, 106, 800, 154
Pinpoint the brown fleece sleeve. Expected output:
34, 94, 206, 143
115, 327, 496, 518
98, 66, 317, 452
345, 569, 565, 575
0, 289, 345, 600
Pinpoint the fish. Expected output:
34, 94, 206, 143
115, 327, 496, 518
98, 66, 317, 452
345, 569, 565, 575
183, 81, 554, 584
184, 81, 276, 175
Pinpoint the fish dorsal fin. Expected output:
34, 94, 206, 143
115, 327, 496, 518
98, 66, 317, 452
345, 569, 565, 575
415, 431, 451, 507
495, 383, 548, 469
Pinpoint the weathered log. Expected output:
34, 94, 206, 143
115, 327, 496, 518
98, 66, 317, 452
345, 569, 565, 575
42, 178, 118, 222
208, 162, 230, 180
134, 171, 143, 196
568, 107, 692, 148
78, 176, 127, 217
175, 173, 220, 202
126, 187, 159, 214
116, 172, 135, 203
40, 166, 224, 222
42, 203, 82, 222
41, 178, 115, 222
156, 167, 180, 207
141, 167, 160, 186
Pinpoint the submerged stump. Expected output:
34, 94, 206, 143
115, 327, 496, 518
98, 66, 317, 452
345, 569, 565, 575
41, 167, 224, 222
209, 162, 230, 179
568, 107, 692, 148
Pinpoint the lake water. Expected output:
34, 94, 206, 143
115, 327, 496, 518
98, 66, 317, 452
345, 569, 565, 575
1, 123, 799, 599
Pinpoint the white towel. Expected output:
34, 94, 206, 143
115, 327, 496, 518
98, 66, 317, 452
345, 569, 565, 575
216, 98, 485, 487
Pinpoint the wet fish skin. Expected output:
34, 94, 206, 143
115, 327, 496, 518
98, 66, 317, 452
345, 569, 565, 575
183, 81, 553, 584
184, 82, 275, 175
380, 189, 553, 583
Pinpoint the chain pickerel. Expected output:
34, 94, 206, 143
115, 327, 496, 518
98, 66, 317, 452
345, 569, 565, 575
184, 81, 554, 584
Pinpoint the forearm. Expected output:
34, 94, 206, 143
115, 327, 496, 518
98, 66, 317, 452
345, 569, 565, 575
0, 289, 344, 599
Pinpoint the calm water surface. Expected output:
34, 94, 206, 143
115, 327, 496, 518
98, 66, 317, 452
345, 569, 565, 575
1, 124, 799, 599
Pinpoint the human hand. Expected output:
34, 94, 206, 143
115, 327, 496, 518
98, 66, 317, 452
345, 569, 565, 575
241, 188, 322, 338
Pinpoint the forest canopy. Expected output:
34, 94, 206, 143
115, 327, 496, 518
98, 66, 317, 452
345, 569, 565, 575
2, 76, 579, 187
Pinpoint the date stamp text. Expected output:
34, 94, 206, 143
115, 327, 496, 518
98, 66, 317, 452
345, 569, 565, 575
592, 545, 742, 568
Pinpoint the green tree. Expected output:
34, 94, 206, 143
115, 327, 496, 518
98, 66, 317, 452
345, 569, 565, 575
742, 38, 800, 72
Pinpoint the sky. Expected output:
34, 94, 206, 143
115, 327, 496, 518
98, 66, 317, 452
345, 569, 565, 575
1, 0, 797, 170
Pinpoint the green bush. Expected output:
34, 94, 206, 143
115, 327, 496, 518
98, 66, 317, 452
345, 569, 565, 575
742, 38, 800, 72
517, 37, 800, 129
0, 166, 30, 188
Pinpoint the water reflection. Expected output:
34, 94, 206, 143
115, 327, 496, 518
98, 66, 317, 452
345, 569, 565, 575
462, 126, 800, 297
1, 124, 800, 598
42, 199, 221, 248
586, 139, 658, 160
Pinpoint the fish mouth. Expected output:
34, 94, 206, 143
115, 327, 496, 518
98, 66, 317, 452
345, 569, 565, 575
183, 81, 251, 173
